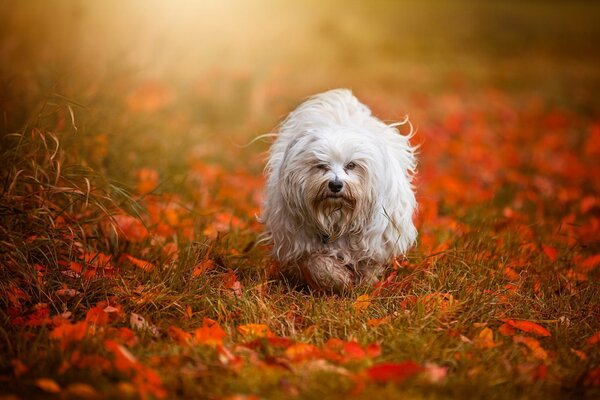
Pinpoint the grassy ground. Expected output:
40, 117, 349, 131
1, 1, 600, 399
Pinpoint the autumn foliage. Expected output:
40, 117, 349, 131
1, 1, 600, 399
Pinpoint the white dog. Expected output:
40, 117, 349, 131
260, 89, 417, 292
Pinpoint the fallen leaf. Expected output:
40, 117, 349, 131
503, 319, 551, 337
367, 316, 391, 327
513, 335, 548, 361
194, 318, 227, 347
64, 383, 100, 399
237, 324, 274, 338
353, 294, 371, 313
50, 321, 88, 349
585, 330, 600, 347
498, 323, 517, 336
192, 259, 216, 277
122, 254, 156, 273
542, 245, 558, 262
285, 343, 321, 362
366, 361, 423, 384
571, 348, 587, 360
168, 326, 192, 345
112, 215, 149, 242
35, 378, 61, 393
474, 327, 498, 349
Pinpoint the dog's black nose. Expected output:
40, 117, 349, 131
328, 179, 343, 193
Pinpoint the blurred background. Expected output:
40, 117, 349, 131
1, 0, 599, 193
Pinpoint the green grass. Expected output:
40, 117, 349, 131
1, 1, 600, 399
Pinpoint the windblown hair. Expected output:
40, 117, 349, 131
260, 88, 417, 291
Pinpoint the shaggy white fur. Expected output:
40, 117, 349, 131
260, 89, 417, 292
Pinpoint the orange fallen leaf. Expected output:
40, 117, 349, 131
353, 294, 371, 313
192, 259, 216, 277
122, 254, 155, 273
503, 319, 551, 337
285, 343, 321, 362
136, 168, 159, 194
366, 361, 423, 384
50, 321, 88, 349
474, 327, 498, 349
112, 215, 149, 242
64, 383, 99, 398
237, 324, 273, 338
194, 318, 227, 347
367, 316, 391, 327
35, 378, 61, 393
168, 326, 192, 345
513, 335, 548, 361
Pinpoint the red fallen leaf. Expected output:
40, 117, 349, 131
85, 304, 110, 326
503, 319, 551, 337
265, 336, 295, 348
122, 254, 155, 272
366, 361, 423, 384
112, 215, 149, 242
168, 326, 192, 345
579, 254, 600, 273
542, 245, 558, 262
585, 331, 600, 347
194, 318, 227, 347
237, 324, 274, 338
365, 343, 382, 358
50, 321, 88, 349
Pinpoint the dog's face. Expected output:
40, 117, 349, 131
281, 127, 377, 241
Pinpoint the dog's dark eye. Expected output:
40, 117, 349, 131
316, 163, 328, 170
345, 162, 356, 171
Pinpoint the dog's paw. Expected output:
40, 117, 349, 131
300, 253, 354, 293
